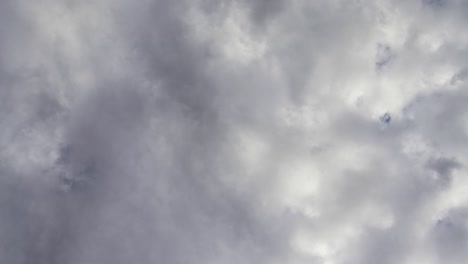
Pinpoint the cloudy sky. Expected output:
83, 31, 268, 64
1, 0, 468, 263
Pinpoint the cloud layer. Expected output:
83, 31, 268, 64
1, 0, 468, 263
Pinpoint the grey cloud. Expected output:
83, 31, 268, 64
376, 44, 393, 71
2, 0, 468, 264
426, 156, 461, 182
430, 207, 468, 264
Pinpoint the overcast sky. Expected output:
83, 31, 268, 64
1, 0, 468, 263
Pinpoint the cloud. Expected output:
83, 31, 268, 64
1, 0, 468, 263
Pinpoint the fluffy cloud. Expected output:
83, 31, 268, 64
1, 0, 468, 263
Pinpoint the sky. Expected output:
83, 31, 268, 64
1, 0, 468, 263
